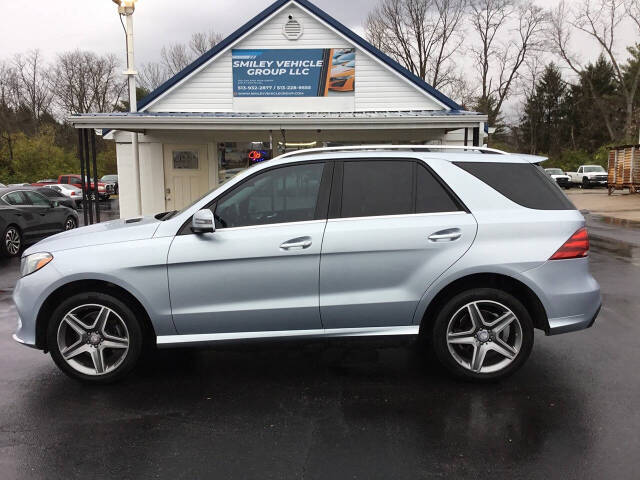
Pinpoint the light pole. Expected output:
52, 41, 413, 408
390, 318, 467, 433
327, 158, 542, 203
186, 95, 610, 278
113, 0, 142, 216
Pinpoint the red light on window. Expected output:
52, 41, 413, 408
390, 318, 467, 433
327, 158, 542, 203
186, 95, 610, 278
549, 228, 589, 260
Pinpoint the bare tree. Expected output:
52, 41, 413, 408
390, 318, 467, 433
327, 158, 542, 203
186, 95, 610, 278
51, 50, 125, 115
13, 50, 53, 131
160, 43, 192, 77
365, 0, 467, 91
138, 61, 169, 91
548, 0, 640, 140
190, 30, 223, 56
0, 61, 21, 164
470, 0, 547, 125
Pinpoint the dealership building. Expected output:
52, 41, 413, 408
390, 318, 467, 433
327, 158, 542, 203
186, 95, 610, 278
71, 0, 487, 218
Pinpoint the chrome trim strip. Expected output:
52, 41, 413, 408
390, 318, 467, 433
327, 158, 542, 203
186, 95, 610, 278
328, 211, 467, 222
157, 326, 419, 347
217, 219, 327, 232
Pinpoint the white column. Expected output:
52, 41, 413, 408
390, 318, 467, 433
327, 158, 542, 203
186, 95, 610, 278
125, 13, 142, 216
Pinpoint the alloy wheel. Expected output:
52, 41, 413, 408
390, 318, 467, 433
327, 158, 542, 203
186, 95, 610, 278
56, 304, 130, 376
446, 300, 522, 374
65, 217, 77, 230
4, 228, 21, 256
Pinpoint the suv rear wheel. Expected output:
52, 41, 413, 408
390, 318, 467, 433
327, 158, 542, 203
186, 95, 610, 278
431, 288, 534, 381
47, 292, 143, 384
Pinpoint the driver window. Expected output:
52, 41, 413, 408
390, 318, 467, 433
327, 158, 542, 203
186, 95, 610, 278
214, 163, 325, 229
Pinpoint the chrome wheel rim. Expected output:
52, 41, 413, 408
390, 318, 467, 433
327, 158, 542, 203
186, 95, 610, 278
65, 218, 76, 230
446, 300, 522, 374
5, 228, 20, 255
56, 304, 130, 376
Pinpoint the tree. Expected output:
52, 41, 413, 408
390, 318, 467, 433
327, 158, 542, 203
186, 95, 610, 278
519, 63, 568, 155
160, 31, 222, 77
13, 50, 53, 132
138, 62, 168, 91
470, 0, 547, 127
365, 0, 467, 91
50, 50, 125, 115
549, 0, 640, 141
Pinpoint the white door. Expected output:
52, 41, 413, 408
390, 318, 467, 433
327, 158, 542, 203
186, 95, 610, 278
164, 144, 209, 211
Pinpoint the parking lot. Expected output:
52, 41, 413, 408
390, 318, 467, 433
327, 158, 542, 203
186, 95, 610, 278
0, 209, 639, 479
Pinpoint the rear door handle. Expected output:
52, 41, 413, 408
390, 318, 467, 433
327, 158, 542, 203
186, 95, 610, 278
429, 228, 462, 242
280, 236, 312, 250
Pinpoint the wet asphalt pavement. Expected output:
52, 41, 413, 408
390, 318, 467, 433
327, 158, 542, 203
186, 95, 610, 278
0, 212, 639, 479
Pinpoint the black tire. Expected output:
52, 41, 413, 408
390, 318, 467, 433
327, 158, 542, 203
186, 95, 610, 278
430, 288, 534, 382
47, 292, 143, 384
1, 225, 22, 257
64, 216, 77, 231
582, 177, 590, 189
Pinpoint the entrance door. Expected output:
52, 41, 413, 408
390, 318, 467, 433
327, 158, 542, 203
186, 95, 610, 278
164, 144, 209, 211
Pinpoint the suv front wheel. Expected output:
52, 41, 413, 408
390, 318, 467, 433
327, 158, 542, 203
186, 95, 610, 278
47, 292, 143, 384
431, 288, 534, 381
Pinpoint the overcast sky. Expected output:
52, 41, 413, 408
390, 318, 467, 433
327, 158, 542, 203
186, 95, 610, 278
0, 0, 637, 117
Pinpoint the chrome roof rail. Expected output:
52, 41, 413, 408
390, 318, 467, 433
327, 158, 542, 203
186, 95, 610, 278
277, 144, 508, 159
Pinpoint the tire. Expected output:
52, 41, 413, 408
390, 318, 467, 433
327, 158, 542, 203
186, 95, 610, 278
430, 288, 534, 382
582, 177, 590, 189
64, 216, 77, 231
1, 225, 22, 257
47, 292, 143, 384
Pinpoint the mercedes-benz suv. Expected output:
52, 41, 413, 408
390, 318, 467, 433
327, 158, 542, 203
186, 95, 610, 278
12, 146, 601, 383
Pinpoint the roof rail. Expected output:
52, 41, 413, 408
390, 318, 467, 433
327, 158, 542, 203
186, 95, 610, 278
277, 145, 508, 159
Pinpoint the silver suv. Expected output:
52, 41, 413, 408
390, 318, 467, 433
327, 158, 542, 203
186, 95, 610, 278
13, 146, 601, 383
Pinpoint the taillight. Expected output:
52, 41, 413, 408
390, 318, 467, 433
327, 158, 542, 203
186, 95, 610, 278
70, 191, 76, 196
549, 227, 589, 260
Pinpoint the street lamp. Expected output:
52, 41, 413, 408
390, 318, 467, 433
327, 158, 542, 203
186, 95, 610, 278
113, 0, 142, 216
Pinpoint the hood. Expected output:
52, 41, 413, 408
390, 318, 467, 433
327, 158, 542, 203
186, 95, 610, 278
24, 216, 162, 255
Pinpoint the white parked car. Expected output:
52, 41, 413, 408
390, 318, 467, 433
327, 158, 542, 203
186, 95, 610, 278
44, 184, 83, 207
544, 168, 571, 189
566, 165, 608, 188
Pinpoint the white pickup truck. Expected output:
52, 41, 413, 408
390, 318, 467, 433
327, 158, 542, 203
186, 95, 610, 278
566, 165, 608, 188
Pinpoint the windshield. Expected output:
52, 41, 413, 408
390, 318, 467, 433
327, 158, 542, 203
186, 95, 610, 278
545, 168, 563, 175
584, 166, 605, 173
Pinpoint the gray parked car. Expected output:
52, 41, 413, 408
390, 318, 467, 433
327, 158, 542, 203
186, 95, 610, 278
12, 146, 601, 384
1, 187, 79, 257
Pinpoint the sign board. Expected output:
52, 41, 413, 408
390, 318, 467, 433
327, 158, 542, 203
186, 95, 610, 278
232, 48, 355, 97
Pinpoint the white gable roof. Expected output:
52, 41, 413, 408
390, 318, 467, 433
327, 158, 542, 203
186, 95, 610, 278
144, 1, 453, 114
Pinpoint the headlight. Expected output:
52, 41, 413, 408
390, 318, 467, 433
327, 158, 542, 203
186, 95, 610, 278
20, 252, 53, 277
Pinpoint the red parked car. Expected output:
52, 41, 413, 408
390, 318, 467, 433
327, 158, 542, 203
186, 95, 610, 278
58, 174, 114, 201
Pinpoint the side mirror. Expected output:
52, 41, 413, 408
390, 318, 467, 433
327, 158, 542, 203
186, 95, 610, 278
192, 209, 215, 234
50, 201, 59, 208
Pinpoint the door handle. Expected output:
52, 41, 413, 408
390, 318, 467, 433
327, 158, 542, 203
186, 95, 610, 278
429, 228, 462, 242
280, 236, 312, 250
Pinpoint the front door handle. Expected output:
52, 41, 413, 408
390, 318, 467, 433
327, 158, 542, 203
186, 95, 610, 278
429, 228, 462, 242
280, 236, 312, 250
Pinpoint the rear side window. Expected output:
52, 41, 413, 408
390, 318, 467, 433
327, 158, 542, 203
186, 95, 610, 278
454, 162, 575, 210
339, 160, 464, 218
341, 160, 413, 218
3, 192, 26, 206
416, 164, 462, 213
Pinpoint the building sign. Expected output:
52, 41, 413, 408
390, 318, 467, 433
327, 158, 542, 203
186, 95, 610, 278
232, 48, 355, 97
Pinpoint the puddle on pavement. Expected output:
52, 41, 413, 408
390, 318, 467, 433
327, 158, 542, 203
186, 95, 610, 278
590, 236, 640, 265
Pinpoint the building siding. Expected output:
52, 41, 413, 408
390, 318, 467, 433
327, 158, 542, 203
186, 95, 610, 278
149, 4, 443, 114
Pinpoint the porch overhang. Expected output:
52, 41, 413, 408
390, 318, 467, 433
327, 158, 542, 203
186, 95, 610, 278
68, 110, 487, 133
